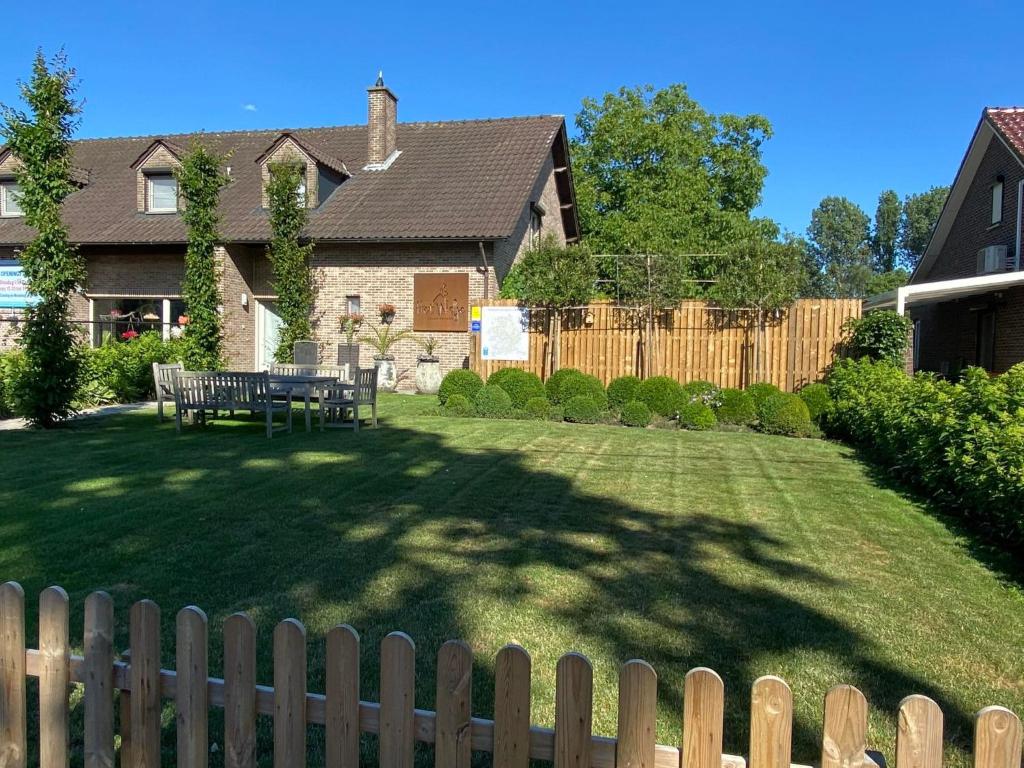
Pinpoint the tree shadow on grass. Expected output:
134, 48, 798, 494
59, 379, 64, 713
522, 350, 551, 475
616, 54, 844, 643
0, 410, 988, 768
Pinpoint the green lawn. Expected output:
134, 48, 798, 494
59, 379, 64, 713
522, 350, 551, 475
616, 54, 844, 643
1, 395, 1022, 768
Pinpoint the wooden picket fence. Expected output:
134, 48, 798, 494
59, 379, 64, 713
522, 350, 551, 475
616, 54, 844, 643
469, 299, 861, 391
2, 582, 1022, 768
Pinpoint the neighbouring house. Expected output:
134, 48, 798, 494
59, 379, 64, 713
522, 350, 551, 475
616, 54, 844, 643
0, 75, 580, 386
866, 107, 1024, 374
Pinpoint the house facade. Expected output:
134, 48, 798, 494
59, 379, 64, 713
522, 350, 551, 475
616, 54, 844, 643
866, 108, 1024, 374
0, 77, 580, 386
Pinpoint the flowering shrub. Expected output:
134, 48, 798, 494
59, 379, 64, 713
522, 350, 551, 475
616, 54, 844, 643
682, 379, 722, 408
81, 331, 184, 405
120, 329, 139, 341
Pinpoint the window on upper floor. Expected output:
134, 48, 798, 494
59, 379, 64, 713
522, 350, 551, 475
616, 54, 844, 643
296, 168, 307, 207
529, 202, 545, 247
0, 181, 24, 217
147, 174, 178, 213
992, 178, 1004, 225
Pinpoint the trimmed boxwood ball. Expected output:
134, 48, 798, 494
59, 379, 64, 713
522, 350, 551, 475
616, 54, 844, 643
758, 392, 812, 436
798, 382, 833, 423
558, 372, 608, 409
678, 401, 717, 430
442, 394, 475, 417
746, 381, 782, 410
473, 384, 513, 418
682, 379, 717, 401
715, 388, 756, 425
635, 376, 685, 416
486, 368, 545, 409
438, 369, 483, 405
607, 375, 641, 410
545, 368, 584, 404
620, 400, 652, 427
563, 395, 601, 424
524, 396, 551, 419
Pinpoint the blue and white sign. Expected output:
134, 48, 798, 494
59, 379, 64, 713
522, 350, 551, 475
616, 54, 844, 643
470, 320, 481, 333
0, 261, 36, 309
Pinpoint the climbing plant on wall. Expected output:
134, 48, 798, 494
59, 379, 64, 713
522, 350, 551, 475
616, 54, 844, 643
266, 161, 314, 362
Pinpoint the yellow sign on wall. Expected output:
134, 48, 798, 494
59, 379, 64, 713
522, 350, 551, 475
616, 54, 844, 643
470, 306, 481, 321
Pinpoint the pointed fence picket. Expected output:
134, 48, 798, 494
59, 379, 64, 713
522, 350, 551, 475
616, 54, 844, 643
0, 582, 1020, 768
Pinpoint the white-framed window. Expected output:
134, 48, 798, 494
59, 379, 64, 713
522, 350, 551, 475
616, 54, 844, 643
147, 174, 178, 213
529, 203, 544, 247
0, 181, 24, 217
346, 295, 361, 315
296, 170, 307, 206
992, 178, 1004, 224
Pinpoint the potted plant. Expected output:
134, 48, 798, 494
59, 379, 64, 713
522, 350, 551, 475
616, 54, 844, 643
378, 302, 397, 325
338, 312, 365, 369
358, 324, 414, 392
415, 336, 442, 395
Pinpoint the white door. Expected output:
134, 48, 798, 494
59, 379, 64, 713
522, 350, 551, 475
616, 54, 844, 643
257, 301, 283, 370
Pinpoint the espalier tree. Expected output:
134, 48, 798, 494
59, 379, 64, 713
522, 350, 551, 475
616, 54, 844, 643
266, 162, 314, 362
0, 51, 86, 427
176, 143, 230, 369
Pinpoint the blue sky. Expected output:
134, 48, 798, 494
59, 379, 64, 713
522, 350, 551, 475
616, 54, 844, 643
2, 0, 1022, 236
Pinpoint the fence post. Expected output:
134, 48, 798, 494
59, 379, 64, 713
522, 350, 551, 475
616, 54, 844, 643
325, 625, 360, 768
821, 685, 868, 768
84, 591, 114, 768
493, 644, 531, 768
273, 619, 307, 768
896, 695, 942, 768
39, 586, 70, 768
129, 600, 161, 768
223, 613, 256, 768
176, 607, 209, 768
554, 652, 593, 768
683, 668, 724, 768
616, 660, 657, 768
0, 582, 26, 768
974, 706, 1022, 768
119, 649, 132, 768
435, 640, 473, 768
379, 632, 416, 768
749, 676, 792, 768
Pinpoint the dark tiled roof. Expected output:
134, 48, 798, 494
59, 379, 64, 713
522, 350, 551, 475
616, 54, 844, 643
986, 107, 1024, 161
0, 115, 565, 245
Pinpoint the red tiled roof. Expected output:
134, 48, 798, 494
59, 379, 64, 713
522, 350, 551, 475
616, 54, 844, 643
0, 115, 566, 245
986, 107, 1024, 161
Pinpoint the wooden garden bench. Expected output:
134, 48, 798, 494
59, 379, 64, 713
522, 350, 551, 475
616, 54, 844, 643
173, 371, 293, 438
152, 362, 183, 422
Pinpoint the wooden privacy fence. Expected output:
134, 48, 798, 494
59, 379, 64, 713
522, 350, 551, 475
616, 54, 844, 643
469, 300, 862, 391
2, 582, 1022, 768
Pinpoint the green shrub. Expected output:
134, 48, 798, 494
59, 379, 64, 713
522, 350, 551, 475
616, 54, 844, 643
558, 372, 607, 410
486, 368, 545, 409
635, 376, 685, 416
746, 381, 782, 410
442, 393, 476, 417
681, 380, 721, 407
81, 332, 183, 405
798, 382, 833, 423
757, 392, 812, 436
842, 310, 912, 366
563, 395, 601, 424
438, 369, 483, 405
715, 388, 756, 425
545, 368, 583, 403
607, 375, 641, 410
473, 384, 512, 418
678, 401, 717, 430
523, 396, 551, 419
0, 350, 26, 419
547, 404, 565, 422
620, 400, 652, 427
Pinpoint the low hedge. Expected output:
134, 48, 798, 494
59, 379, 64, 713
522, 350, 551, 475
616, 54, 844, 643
682, 380, 721, 408
620, 400, 652, 427
563, 395, 601, 424
442, 394, 476, 417
798, 382, 833, 423
547, 369, 608, 409
826, 358, 1024, 545
545, 368, 583, 404
678, 401, 716, 430
746, 381, 781, 410
758, 392, 812, 436
487, 368, 545, 409
635, 376, 684, 417
715, 388, 756, 425
523, 396, 551, 419
438, 369, 483, 405
82, 332, 183, 405
607, 375, 641, 410
473, 384, 512, 418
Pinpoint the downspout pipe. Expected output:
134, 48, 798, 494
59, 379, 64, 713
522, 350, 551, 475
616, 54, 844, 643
478, 241, 490, 299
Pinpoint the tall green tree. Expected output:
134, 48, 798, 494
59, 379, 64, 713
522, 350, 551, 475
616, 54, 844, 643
899, 186, 949, 271
266, 162, 315, 362
807, 196, 872, 298
872, 189, 901, 273
0, 51, 85, 427
176, 143, 230, 369
572, 83, 777, 275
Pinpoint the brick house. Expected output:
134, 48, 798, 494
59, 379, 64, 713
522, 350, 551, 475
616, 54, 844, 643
866, 108, 1024, 374
0, 76, 580, 386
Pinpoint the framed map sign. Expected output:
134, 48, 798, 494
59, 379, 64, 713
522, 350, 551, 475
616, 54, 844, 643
0, 260, 37, 309
413, 273, 469, 332
481, 306, 530, 361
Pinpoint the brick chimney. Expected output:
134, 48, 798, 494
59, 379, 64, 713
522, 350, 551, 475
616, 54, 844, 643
366, 71, 398, 168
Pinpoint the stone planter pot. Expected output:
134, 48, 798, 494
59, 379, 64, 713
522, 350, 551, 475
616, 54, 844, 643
375, 358, 398, 392
415, 358, 442, 395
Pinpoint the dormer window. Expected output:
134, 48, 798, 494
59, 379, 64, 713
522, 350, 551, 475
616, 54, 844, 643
147, 173, 178, 213
992, 177, 1004, 225
296, 170, 307, 206
0, 181, 24, 217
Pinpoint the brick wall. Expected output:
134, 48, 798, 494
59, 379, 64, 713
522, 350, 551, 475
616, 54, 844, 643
367, 87, 398, 165
258, 139, 318, 210
219, 245, 258, 368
